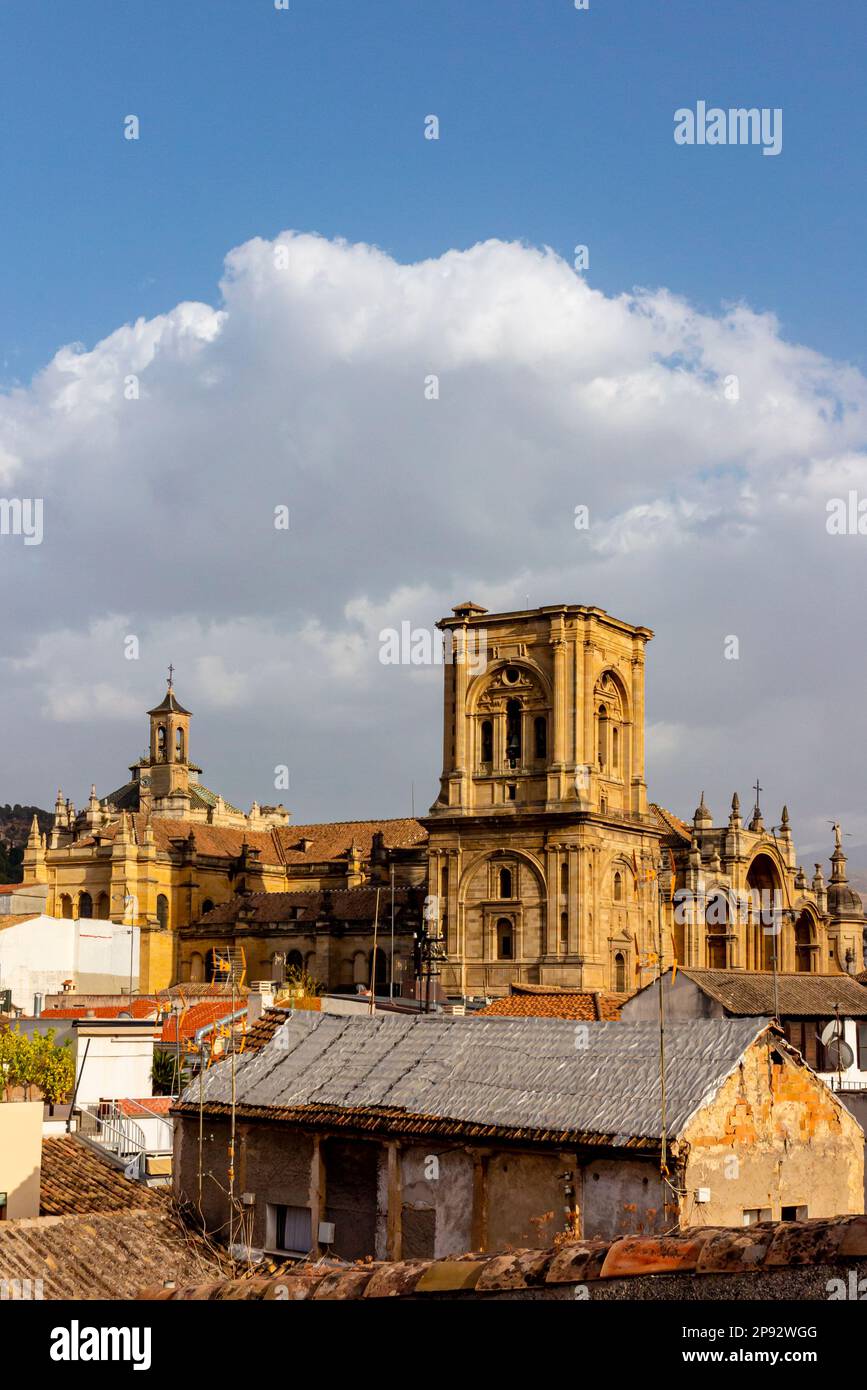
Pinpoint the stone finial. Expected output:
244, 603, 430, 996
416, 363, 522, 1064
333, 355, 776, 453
693, 792, 712, 829
728, 793, 742, 829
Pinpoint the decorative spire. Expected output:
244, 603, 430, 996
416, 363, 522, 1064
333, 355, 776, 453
830, 821, 848, 883
780, 804, 790, 832
729, 792, 742, 830
693, 792, 712, 829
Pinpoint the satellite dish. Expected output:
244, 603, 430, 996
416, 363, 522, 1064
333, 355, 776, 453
823, 1036, 854, 1072
820, 1019, 843, 1048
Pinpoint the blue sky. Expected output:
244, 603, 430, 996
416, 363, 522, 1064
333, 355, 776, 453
2, 0, 865, 384
3, 0, 867, 854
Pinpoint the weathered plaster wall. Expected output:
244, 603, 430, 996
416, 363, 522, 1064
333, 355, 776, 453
680, 1038, 865, 1225
582, 1156, 671, 1237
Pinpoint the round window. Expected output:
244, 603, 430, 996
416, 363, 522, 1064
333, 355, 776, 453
504, 666, 520, 684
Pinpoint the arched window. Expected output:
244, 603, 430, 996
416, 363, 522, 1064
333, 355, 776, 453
78, 892, 93, 919
496, 918, 514, 960
560, 912, 568, 951
597, 706, 608, 767
534, 716, 547, 761
480, 720, 493, 765
205, 948, 229, 983
560, 861, 568, 905
189, 952, 204, 983
613, 871, 623, 903
201, 899, 214, 916
287, 949, 303, 972
370, 947, 388, 990
60, 894, 73, 920
706, 892, 729, 969
612, 725, 619, 772
96, 892, 110, 920
156, 894, 169, 929
498, 866, 512, 899
506, 699, 522, 767
795, 915, 815, 973
614, 951, 626, 992
175, 726, 185, 761
157, 725, 167, 761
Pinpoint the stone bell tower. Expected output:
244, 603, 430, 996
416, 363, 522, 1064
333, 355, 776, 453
141, 668, 194, 810
425, 602, 662, 998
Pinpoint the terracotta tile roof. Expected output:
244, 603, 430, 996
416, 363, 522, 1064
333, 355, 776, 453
39, 1136, 164, 1216
115, 1097, 174, 1117
671, 968, 867, 1018
0, 912, 42, 931
160, 999, 246, 1043
0, 1207, 230, 1300
74, 815, 427, 866
143, 1214, 867, 1300
245, 1005, 293, 1049
41, 999, 161, 1020
276, 819, 427, 863
478, 991, 625, 1021
195, 884, 418, 927
75, 816, 285, 861
649, 803, 692, 843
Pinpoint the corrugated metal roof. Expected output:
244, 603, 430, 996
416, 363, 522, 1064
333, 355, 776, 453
181, 1013, 768, 1144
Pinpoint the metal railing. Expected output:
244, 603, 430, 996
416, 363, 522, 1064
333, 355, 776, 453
77, 1102, 148, 1176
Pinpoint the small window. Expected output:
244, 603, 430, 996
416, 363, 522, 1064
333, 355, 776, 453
176, 726, 185, 760
201, 899, 214, 916
611, 725, 619, 771
497, 918, 514, 960
78, 892, 93, 920
743, 1208, 772, 1226
504, 666, 521, 685
614, 951, 626, 992
560, 861, 568, 904
560, 912, 568, 951
858, 1022, 867, 1071
267, 1203, 312, 1256
156, 893, 169, 929
613, 871, 623, 903
507, 784, 517, 802
498, 867, 512, 899
781, 1205, 807, 1222
480, 719, 493, 764
597, 706, 608, 767
534, 716, 547, 760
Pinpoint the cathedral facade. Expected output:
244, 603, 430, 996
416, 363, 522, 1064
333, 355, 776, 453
21, 604, 865, 997
424, 601, 865, 997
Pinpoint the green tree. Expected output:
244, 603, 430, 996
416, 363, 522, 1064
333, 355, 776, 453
0, 1026, 75, 1104
31, 1028, 75, 1106
151, 1048, 181, 1096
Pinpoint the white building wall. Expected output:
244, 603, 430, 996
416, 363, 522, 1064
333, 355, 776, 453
0, 915, 139, 1011
74, 1032, 156, 1105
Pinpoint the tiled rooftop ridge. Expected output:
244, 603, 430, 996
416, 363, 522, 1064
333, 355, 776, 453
142, 1214, 867, 1299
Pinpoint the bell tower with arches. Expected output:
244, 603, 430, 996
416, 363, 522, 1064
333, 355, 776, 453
425, 601, 662, 996
142, 668, 195, 808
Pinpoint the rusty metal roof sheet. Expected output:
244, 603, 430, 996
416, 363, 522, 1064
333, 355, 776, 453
180, 1012, 768, 1144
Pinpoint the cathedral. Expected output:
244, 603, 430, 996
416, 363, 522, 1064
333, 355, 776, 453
21, 602, 866, 996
